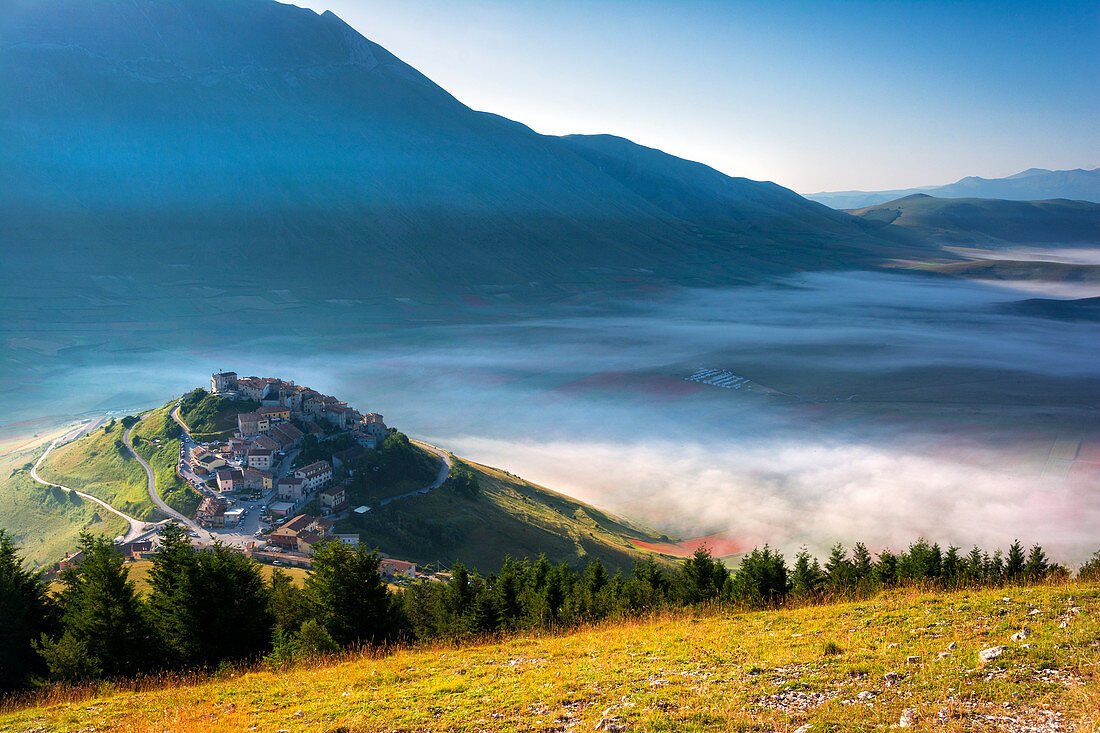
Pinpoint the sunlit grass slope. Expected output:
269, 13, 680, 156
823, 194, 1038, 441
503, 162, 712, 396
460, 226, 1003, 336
2, 583, 1095, 732
0, 430, 127, 568
34, 419, 156, 521
344, 455, 669, 572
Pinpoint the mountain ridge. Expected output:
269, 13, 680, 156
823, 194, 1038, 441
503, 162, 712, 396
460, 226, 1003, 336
1, 0, 925, 305
806, 167, 1100, 209
850, 194, 1100, 246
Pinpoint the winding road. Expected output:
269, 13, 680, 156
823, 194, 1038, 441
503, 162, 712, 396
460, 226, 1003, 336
123, 417, 203, 533
30, 421, 148, 543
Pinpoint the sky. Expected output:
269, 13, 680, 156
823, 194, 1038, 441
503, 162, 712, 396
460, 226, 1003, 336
298, 0, 1099, 192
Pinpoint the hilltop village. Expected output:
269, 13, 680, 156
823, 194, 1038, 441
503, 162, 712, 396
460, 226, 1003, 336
174, 371, 429, 579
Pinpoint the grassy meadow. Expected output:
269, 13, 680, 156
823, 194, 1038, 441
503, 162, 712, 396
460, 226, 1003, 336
34, 419, 156, 521
2, 582, 1095, 732
0, 428, 128, 568
341, 454, 671, 572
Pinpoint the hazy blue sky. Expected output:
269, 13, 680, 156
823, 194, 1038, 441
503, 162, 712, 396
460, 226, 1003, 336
301, 0, 1098, 192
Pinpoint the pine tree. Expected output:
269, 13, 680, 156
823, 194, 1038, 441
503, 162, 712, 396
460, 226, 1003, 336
269, 567, 307, 633
147, 526, 272, 668
872, 549, 897, 587
40, 532, 153, 680
1079, 550, 1100, 582
824, 543, 851, 593
305, 542, 399, 647
577, 559, 610, 620
730, 546, 789, 606
1024, 544, 1049, 581
964, 546, 985, 583
851, 542, 873, 583
627, 556, 669, 611
492, 557, 529, 629
942, 546, 962, 587
0, 530, 56, 691
677, 546, 728, 605
987, 550, 1005, 582
1005, 540, 1026, 580
790, 548, 823, 598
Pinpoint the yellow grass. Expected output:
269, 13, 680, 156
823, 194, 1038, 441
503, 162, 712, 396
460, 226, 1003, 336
3, 582, 1096, 732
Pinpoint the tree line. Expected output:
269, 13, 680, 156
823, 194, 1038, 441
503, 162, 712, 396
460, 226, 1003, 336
2, 527, 1097, 694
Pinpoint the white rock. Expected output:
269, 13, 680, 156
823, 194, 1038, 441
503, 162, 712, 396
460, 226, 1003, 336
906, 656, 920, 664
794, 725, 813, 733
947, 641, 958, 651
979, 646, 1006, 663
1011, 628, 1031, 641
899, 708, 917, 727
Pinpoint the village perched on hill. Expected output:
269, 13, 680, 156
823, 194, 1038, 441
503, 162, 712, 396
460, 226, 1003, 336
53, 371, 443, 583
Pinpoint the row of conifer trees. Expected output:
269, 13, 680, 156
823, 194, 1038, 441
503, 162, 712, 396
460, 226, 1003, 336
2, 526, 1097, 693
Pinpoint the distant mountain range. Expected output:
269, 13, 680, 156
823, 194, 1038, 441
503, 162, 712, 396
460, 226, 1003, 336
850, 194, 1099, 247
807, 168, 1100, 210
1, 0, 925, 304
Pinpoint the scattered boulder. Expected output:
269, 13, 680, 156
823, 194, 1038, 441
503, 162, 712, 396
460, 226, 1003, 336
899, 708, 917, 727
980, 646, 1006, 663
1011, 628, 1032, 642
906, 656, 920, 665
938, 652, 953, 659
883, 672, 903, 685
947, 641, 958, 651
793, 725, 813, 733
856, 690, 877, 701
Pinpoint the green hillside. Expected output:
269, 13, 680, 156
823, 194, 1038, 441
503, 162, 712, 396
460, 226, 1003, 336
34, 419, 157, 522
852, 194, 1099, 245
177, 388, 259, 440
0, 442, 127, 570
339, 454, 667, 572
3, 582, 1094, 731
23, 391, 665, 573
129, 402, 203, 517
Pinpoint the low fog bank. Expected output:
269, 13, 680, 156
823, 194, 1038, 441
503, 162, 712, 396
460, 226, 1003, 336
439, 434, 1100, 566
7, 271, 1098, 562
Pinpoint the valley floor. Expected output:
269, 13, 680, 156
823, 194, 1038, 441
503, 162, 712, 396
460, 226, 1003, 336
2, 583, 1096, 732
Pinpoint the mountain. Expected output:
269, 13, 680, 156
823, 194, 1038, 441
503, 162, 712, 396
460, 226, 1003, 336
0, 0, 919, 307
850, 194, 1100, 246
806, 168, 1100, 210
